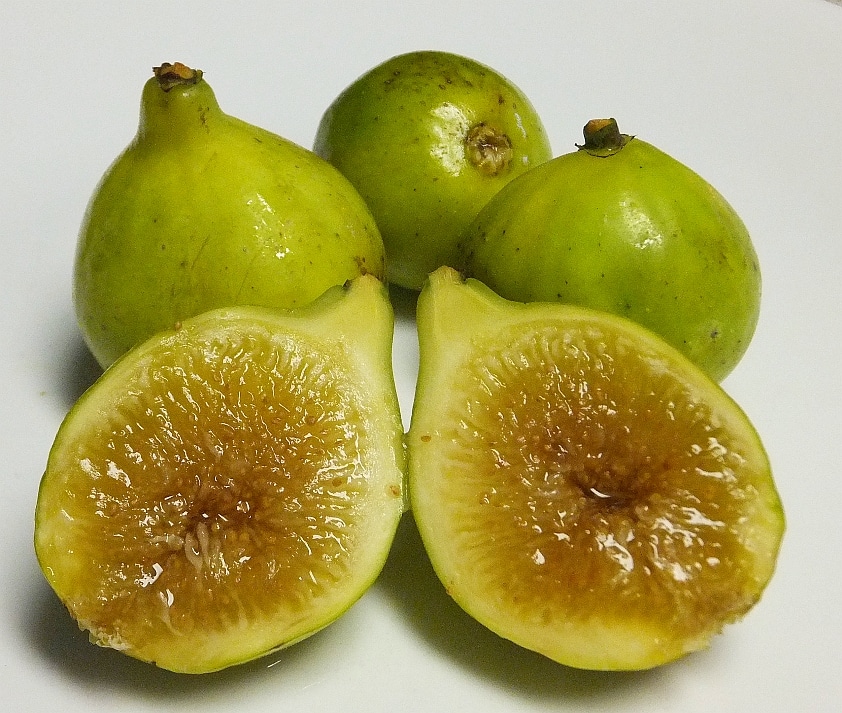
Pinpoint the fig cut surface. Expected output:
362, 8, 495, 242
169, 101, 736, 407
407, 267, 784, 671
36, 275, 405, 673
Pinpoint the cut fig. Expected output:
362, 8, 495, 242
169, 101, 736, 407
407, 267, 784, 671
35, 275, 405, 673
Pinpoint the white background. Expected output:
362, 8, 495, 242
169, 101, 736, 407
1, 1, 840, 711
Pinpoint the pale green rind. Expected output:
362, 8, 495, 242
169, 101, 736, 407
36, 275, 405, 673
408, 267, 784, 671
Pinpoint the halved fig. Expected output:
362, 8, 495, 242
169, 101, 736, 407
407, 267, 784, 671
35, 275, 405, 673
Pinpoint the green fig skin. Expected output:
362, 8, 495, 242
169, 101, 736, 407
74, 63, 385, 368
314, 51, 552, 291
460, 120, 761, 382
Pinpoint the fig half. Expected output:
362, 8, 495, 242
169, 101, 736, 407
407, 267, 784, 670
36, 275, 405, 673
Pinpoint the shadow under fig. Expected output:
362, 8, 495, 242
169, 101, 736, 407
64, 335, 102, 398
47, 313, 102, 410
376, 513, 662, 703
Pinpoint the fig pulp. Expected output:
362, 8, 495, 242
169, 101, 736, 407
35, 275, 405, 673
460, 118, 761, 381
314, 51, 552, 290
407, 266, 784, 671
75, 62, 385, 368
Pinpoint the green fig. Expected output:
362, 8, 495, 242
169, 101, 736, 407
460, 118, 761, 381
74, 62, 385, 368
314, 51, 552, 290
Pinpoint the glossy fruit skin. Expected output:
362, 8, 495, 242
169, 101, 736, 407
314, 51, 552, 290
75, 64, 385, 368
460, 128, 761, 381
408, 267, 784, 671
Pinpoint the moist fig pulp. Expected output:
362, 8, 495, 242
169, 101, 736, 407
314, 50, 552, 290
407, 266, 784, 671
460, 118, 761, 381
35, 275, 405, 673
75, 62, 385, 369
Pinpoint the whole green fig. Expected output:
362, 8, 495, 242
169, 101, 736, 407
460, 118, 761, 381
314, 51, 552, 290
74, 62, 385, 368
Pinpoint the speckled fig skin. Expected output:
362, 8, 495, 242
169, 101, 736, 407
460, 119, 761, 381
313, 51, 552, 290
74, 62, 385, 368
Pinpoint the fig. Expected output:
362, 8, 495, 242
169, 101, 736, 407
460, 118, 761, 381
313, 51, 552, 290
75, 62, 385, 369
35, 275, 405, 673
407, 267, 784, 671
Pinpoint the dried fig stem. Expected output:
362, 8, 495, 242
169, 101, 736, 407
578, 118, 632, 156
153, 62, 203, 92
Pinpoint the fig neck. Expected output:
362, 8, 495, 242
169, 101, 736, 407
137, 63, 223, 142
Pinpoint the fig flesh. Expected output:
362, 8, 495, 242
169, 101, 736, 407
35, 275, 405, 673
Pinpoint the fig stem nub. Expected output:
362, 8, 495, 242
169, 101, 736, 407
578, 118, 631, 156
153, 62, 204, 92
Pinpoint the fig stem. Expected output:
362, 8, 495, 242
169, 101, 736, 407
153, 62, 203, 92
577, 118, 632, 156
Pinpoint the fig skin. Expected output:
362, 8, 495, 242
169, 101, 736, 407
459, 119, 761, 382
74, 63, 385, 369
314, 51, 552, 291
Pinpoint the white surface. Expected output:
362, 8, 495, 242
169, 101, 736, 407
2, 1, 840, 711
